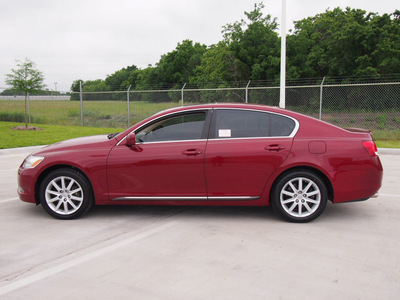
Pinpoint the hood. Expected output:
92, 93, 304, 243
32, 134, 112, 155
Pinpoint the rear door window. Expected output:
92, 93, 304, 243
211, 109, 296, 139
270, 113, 296, 136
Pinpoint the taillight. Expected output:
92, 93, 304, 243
363, 141, 378, 157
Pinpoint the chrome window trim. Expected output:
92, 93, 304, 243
136, 139, 207, 145
208, 136, 293, 142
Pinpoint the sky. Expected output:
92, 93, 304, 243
0, 0, 398, 92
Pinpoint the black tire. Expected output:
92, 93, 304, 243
39, 168, 93, 220
272, 170, 327, 223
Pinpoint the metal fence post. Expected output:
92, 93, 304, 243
245, 81, 251, 103
27, 92, 31, 123
181, 83, 186, 106
127, 85, 132, 127
80, 80, 84, 126
319, 76, 326, 120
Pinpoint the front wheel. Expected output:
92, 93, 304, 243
272, 170, 327, 223
39, 168, 93, 220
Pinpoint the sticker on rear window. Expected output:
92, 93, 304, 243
219, 129, 231, 138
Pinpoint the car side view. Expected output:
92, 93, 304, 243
18, 103, 383, 222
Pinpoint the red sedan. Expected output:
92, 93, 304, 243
18, 104, 383, 222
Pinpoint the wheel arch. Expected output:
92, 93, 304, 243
269, 166, 334, 204
34, 164, 94, 205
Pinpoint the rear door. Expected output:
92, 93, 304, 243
204, 109, 297, 200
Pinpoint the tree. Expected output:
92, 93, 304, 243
191, 42, 236, 86
69, 4, 400, 95
156, 40, 207, 85
191, 3, 281, 86
105, 65, 138, 90
70, 79, 111, 101
362, 10, 400, 76
287, 7, 400, 80
222, 2, 280, 81
5, 58, 45, 127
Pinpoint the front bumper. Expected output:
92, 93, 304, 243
17, 167, 37, 204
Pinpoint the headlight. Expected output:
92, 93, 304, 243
23, 156, 44, 169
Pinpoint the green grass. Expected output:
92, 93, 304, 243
0, 100, 178, 128
0, 122, 124, 149
372, 129, 400, 140
375, 140, 400, 149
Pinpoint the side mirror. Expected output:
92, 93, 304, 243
126, 132, 136, 146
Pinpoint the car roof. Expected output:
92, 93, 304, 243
158, 103, 289, 115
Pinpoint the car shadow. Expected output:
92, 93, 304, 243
88, 205, 280, 222
321, 201, 376, 221
18, 201, 371, 223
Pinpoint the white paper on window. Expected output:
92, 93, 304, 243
218, 129, 231, 138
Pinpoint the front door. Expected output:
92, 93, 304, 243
107, 111, 209, 201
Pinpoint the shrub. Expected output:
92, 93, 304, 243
0, 112, 27, 122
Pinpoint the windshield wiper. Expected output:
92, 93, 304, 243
107, 133, 119, 139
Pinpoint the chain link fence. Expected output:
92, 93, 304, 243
1, 81, 399, 139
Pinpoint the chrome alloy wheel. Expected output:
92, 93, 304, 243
280, 177, 321, 218
45, 176, 84, 215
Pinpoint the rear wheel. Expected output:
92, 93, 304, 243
39, 169, 93, 219
272, 170, 327, 223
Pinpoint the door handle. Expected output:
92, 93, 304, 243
182, 149, 203, 156
265, 145, 286, 152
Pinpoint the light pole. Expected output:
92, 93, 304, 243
279, 0, 287, 109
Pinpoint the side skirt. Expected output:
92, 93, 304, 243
112, 196, 259, 201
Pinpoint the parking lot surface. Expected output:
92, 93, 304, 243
0, 147, 399, 299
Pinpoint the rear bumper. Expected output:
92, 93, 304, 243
330, 157, 383, 203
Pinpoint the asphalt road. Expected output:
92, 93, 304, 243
0, 147, 399, 299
